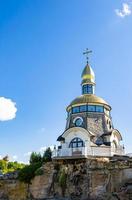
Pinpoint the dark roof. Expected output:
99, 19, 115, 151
57, 135, 65, 141
101, 132, 112, 136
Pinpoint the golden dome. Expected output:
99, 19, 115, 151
81, 64, 95, 85
67, 94, 111, 111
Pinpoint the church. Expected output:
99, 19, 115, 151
53, 50, 125, 158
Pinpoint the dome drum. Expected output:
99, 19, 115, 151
67, 94, 111, 112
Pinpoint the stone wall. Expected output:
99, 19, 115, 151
0, 180, 27, 200
0, 156, 132, 200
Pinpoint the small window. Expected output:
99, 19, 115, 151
82, 85, 88, 94
80, 105, 87, 112
72, 107, 80, 113
87, 85, 93, 94
82, 84, 93, 94
88, 105, 96, 112
96, 106, 104, 113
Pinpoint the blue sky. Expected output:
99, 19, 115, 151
0, 0, 132, 162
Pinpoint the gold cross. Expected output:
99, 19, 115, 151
83, 48, 92, 64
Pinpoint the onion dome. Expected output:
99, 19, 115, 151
81, 64, 95, 85
67, 94, 111, 111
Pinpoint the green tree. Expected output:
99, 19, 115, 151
18, 147, 52, 184
30, 152, 42, 164
42, 147, 52, 162
18, 162, 41, 184
0, 160, 7, 174
7, 161, 25, 172
0, 159, 25, 174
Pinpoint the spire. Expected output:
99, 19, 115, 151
81, 48, 95, 94
83, 48, 92, 65
82, 48, 95, 85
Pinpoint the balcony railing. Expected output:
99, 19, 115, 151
52, 146, 124, 158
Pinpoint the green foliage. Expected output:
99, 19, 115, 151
0, 160, 7, 174
29, 148, 52, 164
0, 146, 52, 183
30, 152, 42, 165
18, 162, 41, 184
18, 147, 52, 183
35, 168, 44, 176
42, 147, 52, 162
59, 169, 67, 187
7, 162, 25, 172
0, 159, 25, 174
58, 169, 67, 196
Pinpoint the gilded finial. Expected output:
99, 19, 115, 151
83, 48, 92, 64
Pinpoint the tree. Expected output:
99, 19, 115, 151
3, 155, 9, 162
19, 147, 52, 183
42, 147, 52, 162
29, 152, 42, 164
18, 162, 41, 184
0, 160, 7, 174
19, 152, 43, 184
7, 161, 25, 172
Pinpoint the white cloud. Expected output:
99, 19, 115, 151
39, 146, 47, 153
0, 97, 17, 121
19, 160, 27, 164
24, 152, 32, 157
115, 3, 131, 18
12, 155, 18, 161
39, 145, 54, 154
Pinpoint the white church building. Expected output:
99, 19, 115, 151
53, 50, 125, 158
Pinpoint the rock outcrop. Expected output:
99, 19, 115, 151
0, 156, 132, 200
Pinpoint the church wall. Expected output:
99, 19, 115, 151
68, 112, 87, 130
63, 128, 91, 148
87, 113, 108, 136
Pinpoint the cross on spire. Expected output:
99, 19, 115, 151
83, 48, 92, 64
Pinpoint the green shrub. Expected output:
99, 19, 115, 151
18, 162, 41, 184
18, 147, 52, 183
35, 168, 44, 176
0, 160, 25, 174
0, 160, 7, 174
58, 169, 67, 196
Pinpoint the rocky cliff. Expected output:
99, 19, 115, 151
0, 156, 132, 200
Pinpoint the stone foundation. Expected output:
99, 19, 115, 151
0, 156, 132, 200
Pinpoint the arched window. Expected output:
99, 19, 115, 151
69, 137, 84, 148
